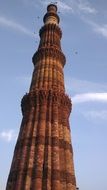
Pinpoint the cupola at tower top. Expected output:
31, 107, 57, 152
47, 4, 57, 13
43, 3, 60, 25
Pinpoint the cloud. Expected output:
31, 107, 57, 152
82, 110, 107, 120
81, 16, 107, 39
70, 1, 107, 40
77, 0, 97, 14
72, 93, 107, 104
57, 1, 73, 12
65, 78, 107, 94
94, 24, 107, 39
0, 16, 34, 37
0, 130, 17, 142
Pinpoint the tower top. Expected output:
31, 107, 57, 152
47, 4, 57, 13
43, 3, 59, 25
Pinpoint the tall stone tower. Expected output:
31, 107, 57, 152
6, 4, 77, 190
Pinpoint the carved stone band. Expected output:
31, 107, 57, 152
21, 89, 72, 115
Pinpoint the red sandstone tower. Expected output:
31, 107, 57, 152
6, 4, 77, 190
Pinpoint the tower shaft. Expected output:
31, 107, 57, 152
6, 4, 77, 190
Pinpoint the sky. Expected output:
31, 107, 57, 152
0, 0, 107, 190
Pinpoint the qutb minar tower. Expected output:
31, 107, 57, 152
6, 4, 77, 190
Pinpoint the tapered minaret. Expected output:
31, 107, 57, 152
6, 4, 77, 190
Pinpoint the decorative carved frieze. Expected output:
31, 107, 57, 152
21, 89, 71, 116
